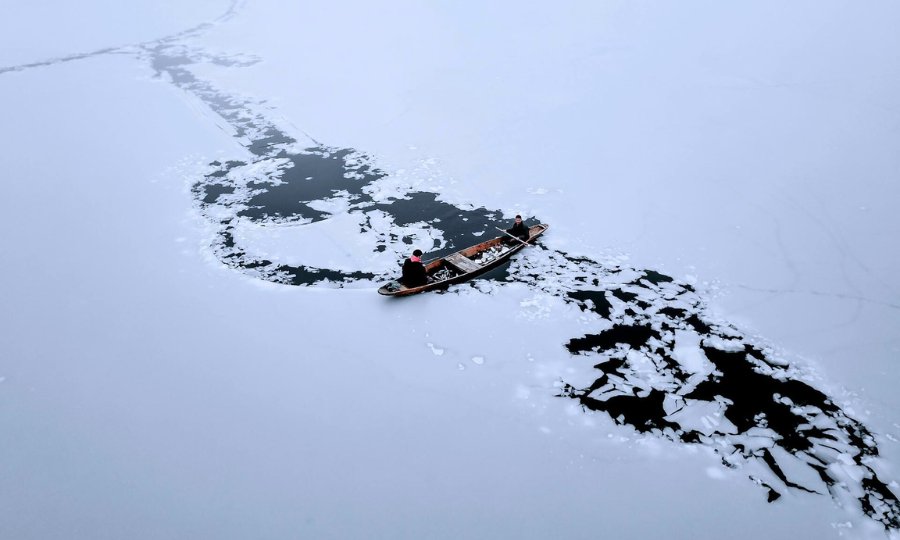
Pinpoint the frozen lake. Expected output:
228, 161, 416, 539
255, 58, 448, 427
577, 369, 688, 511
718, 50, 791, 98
2, 1, 899, 538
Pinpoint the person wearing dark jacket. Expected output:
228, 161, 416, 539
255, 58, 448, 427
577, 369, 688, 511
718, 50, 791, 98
402, 249, 428, 287
505, 215, 530, 243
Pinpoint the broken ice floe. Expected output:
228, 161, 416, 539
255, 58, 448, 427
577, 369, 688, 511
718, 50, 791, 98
509, 250, 900, 528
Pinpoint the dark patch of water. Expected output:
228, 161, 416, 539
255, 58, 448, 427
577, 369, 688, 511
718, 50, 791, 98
610, 289, 638, 303
195, 141, 535, 286
248, 131, 292, 157
578, 387, 679, 432
240, 149, 381, 222
370, 192, 512, 258
566, 290, 612, 318
201, 183, 233, 204
657, 306, 687, 319
277, 264, 376, 286
566, 324, 660, 354
642, 270, 673, 285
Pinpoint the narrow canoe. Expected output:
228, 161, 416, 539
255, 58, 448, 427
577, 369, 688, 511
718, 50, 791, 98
377, 224, 549, 296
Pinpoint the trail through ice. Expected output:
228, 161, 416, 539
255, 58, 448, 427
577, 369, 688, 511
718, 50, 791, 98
164, 40, 900, 531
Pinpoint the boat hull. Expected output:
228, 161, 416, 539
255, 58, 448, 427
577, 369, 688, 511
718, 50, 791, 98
377, 224, 548, 296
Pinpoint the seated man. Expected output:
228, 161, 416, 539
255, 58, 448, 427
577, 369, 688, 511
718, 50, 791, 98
505, 215, 530, 243
401, 249, 428, 287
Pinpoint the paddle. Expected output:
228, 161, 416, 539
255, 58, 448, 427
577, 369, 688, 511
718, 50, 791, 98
495, 226, 531, 247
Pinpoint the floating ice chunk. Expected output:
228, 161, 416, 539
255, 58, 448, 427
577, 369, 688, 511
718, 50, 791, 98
704, 335, 745, 353
306, 191, 352, 214
472, 281, 496, 294
471, 356, 484, 365
828, 459, 866, 491
662, 394, 684, 416
769, 446, 829, 494
226, 157, 291, 185
527, 187, 549, 195
666, 399, 738, 436
427, 343, 444, 356
671, 330, 712, 375
457, 363, 465, 371
205, 205, 238, 221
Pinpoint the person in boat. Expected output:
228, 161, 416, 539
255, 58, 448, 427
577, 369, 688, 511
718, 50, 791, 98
402, 249, 428, 287
505, 215, 530, 243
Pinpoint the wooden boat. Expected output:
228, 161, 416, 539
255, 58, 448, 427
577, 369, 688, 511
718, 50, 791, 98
378, 224, 549, 296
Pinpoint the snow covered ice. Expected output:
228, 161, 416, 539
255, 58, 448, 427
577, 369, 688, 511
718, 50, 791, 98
2, 1, 900, 539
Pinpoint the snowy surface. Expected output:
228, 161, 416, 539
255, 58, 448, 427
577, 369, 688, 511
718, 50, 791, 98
1, 1, 899, 539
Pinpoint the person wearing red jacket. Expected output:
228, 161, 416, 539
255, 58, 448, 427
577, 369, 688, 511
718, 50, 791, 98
402, 249, 427, 287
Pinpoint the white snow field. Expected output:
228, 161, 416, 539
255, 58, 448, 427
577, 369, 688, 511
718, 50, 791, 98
1, 1, 899, 539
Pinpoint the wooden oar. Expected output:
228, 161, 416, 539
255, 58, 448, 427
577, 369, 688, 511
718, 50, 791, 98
495, 227, 531, 247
